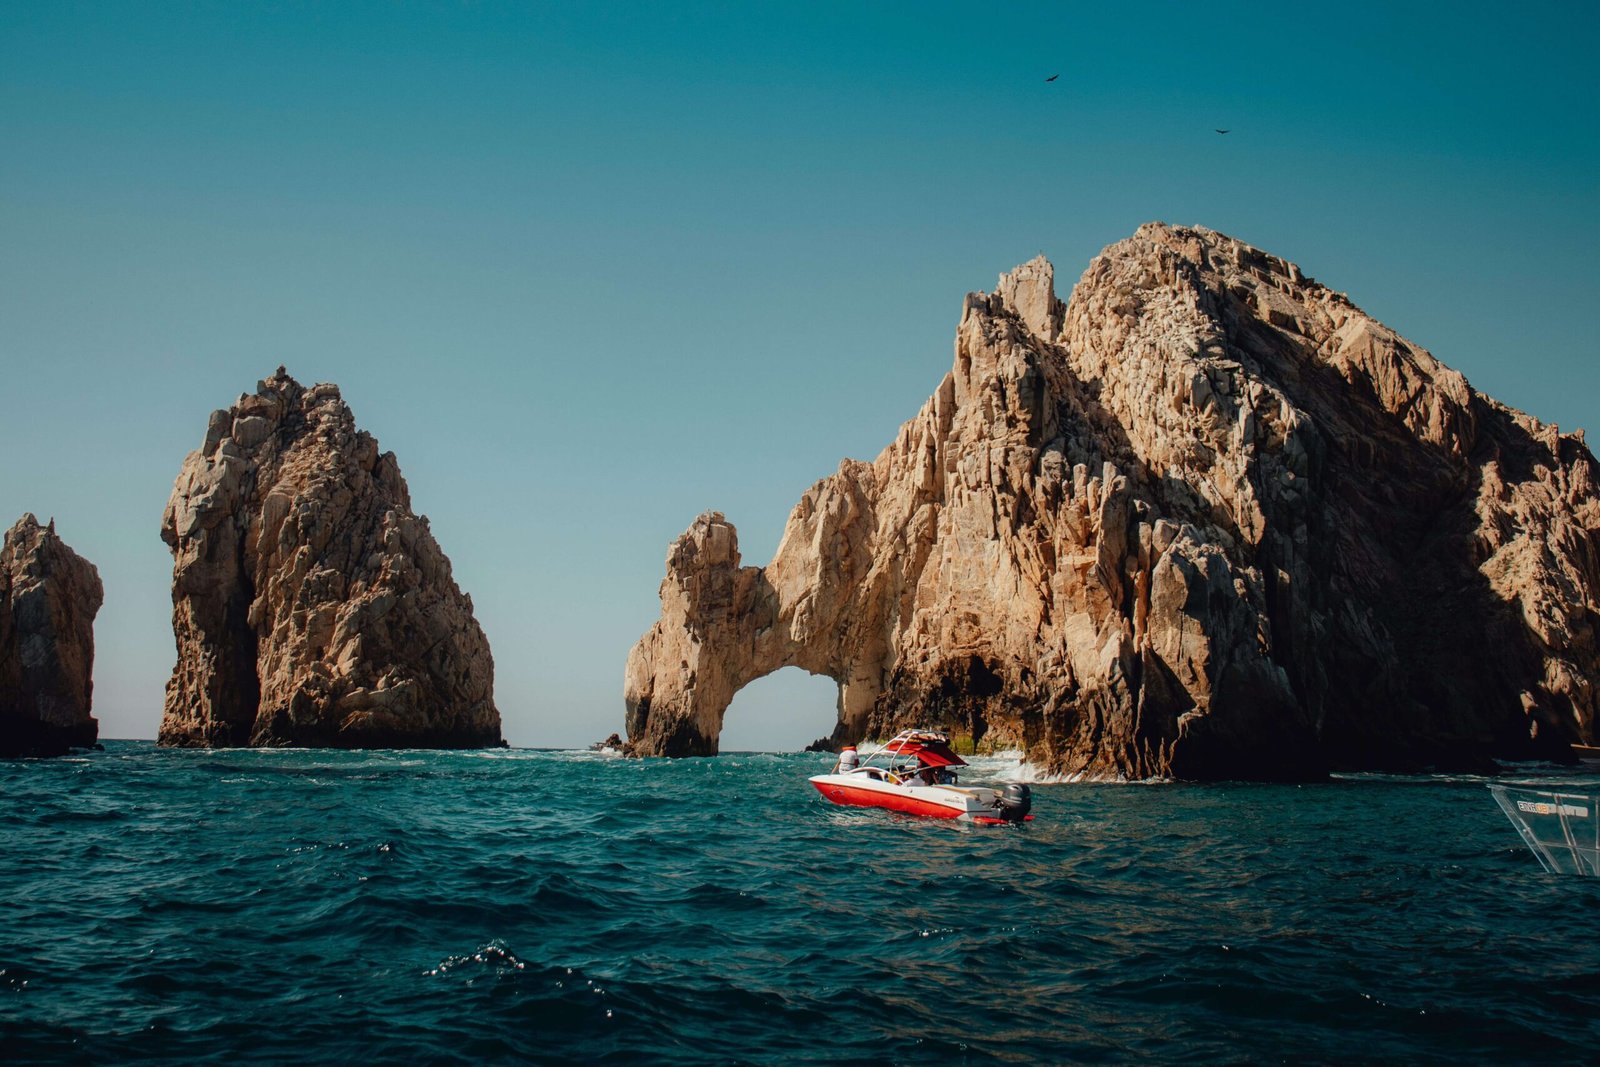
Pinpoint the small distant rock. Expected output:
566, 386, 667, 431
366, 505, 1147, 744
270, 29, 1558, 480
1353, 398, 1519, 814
1, 514, 103, 757
589, 732, 626, 755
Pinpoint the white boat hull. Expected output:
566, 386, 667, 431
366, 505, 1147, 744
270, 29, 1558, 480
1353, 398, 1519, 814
809, 770, 1025, 823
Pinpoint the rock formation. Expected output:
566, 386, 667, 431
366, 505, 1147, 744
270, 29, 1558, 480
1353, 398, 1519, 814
625, 224, 1600, 779
159, 369, 501, 748
1, 514, 103, 757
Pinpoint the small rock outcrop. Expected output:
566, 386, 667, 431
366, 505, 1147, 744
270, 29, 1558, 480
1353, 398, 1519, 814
1, 514, 103, 757
159, 369, 501, 748
625, 225, 1600, 779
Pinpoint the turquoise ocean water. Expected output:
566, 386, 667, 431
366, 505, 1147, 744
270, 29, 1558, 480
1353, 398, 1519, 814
3, 742, 1597, 1064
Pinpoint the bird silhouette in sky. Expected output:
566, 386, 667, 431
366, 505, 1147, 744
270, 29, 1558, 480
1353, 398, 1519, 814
1045, 74, 1059, 82
1215, 129, 1230, 134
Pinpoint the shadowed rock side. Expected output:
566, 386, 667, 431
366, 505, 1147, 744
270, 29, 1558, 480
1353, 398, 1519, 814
1, 515, 103, 757
625, 224, 1600, 779
159, 369, 501, 748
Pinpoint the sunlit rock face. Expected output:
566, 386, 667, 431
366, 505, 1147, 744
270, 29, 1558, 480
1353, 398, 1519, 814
159, 369, 501, 749
624, 224, 1600, 780
0, 514, 103, 757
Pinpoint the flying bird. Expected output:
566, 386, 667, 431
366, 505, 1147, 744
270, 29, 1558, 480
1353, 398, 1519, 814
1045, 74, 1059, 82
1215, 129, 1230, 134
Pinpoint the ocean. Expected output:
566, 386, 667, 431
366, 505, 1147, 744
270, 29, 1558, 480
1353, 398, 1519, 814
3, 742, 1596, 1064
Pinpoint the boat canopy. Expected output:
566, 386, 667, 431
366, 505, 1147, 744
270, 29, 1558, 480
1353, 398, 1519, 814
879, 730, 967, 768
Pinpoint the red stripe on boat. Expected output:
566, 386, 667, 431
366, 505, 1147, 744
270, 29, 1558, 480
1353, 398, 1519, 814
811, 780, 965, 819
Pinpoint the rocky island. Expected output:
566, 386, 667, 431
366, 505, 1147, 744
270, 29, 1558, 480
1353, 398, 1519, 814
625, 224, 1600, 779
159, 369, 501, 748
0, 514, 103, 757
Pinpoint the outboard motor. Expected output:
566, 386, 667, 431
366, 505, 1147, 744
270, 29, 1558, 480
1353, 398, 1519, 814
837, 746, 859, 773
997, 783, 1032, 821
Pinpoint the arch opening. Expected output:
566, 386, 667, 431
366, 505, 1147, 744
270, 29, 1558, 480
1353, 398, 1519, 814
718, 666, 840, 753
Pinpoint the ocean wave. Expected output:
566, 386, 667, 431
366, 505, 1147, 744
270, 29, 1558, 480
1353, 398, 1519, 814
5, 742, 1598, 1063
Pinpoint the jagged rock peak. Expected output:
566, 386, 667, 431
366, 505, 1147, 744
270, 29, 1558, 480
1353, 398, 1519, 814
993, 254, 1065, 342
159, 369, 502, 749
625, 224, 1599, 779
1, 514, 103, 757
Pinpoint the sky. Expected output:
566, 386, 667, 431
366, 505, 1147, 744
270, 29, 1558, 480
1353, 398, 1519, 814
2, 1, 1596, 749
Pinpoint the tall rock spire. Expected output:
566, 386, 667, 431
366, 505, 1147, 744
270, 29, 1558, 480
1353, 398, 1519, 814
1, 514, 103, 757
159, 370, 502, 748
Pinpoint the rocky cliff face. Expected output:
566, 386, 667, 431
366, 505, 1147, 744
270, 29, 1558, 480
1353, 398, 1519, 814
1, 515, 103, 757
625, 224, 1600, 779
159, 369, 501, 748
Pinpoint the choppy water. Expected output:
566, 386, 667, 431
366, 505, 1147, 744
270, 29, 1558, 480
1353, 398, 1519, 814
3, 742, 1597, 1064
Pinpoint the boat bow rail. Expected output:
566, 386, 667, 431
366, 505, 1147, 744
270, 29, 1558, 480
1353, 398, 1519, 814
1489, 783, 1600, 876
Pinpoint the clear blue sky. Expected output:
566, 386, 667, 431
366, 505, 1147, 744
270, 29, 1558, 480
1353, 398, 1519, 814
3, 1, 1595, 748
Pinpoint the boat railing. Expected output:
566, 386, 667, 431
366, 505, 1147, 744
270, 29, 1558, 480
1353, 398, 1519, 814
828, 729, 954, 778
1489, 784, 1600, 876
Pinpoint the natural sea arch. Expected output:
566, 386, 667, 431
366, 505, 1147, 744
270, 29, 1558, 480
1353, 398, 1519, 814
715, 667, 839, 753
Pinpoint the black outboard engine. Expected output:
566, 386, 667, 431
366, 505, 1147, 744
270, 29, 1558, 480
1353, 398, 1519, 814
997, 783, 1032, 821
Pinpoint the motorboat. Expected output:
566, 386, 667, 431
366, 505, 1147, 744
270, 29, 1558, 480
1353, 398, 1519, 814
1489, 783, 1600, 876
809, 729, 1033, 824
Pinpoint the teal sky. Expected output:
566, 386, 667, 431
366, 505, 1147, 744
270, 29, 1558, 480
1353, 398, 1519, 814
3, 1, 1596, 748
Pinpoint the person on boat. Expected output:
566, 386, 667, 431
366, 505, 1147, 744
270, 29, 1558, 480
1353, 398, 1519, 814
894, 757, 923, 785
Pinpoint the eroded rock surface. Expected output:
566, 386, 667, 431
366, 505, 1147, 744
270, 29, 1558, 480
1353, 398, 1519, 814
625, 225, 1600, 779
1, 514, 103, 756
159, 369, 501, 748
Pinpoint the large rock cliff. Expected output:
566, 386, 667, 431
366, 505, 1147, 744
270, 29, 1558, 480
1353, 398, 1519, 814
159, 369, 501, 748
1, 514, 103, 757
625, 224, 1600, 779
